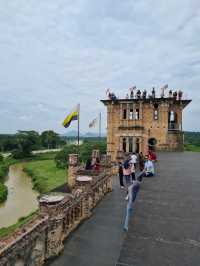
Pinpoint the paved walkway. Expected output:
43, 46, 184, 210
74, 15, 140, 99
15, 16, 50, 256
47, 175, 127, 266
47, 152, 200, 266
117, 152, 200, 266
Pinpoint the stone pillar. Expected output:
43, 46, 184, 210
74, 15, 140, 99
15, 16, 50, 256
101, 154, 111, 165
68, 154, 78, 189
92, 149, 100, 160
116, 150, 124, 162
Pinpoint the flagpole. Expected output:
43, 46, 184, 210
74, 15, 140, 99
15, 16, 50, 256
99, 112, 101, 141
77, 104, 80, 146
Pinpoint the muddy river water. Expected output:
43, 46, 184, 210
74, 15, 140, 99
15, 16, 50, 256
0, 164, 39, 228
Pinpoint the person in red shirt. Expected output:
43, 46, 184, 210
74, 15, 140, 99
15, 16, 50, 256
148, 150, 157, 162
94, 157, 101, 171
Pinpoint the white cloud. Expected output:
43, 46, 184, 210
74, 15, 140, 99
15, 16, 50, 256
0, 0, 199, 133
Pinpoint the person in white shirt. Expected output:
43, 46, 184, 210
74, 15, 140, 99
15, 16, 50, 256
144, 158, 154, 176
137, 156, 155, 182
131, 152, 137, 168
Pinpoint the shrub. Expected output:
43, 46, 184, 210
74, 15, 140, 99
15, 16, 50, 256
0, 154, 3, 162
55, 145, 78, 168
55, 140, 107, 169
0, 182, 8, 203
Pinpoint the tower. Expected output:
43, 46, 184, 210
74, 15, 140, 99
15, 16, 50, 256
101, 94, 191, 162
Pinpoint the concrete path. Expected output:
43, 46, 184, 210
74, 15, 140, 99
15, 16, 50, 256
46, 176, 127, 266
117, 152, 200, 266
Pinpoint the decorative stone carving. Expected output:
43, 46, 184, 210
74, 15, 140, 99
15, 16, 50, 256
92, 149, 100, 159
68, 154, 78, 188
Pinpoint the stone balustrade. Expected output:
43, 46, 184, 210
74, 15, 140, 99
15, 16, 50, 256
0, 151, 112, 266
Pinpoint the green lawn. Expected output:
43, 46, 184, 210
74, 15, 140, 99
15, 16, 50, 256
184, 144, 200, 152
24, 159, 67, 193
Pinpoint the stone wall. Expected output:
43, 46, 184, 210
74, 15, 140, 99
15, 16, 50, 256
0, 153, 112, 266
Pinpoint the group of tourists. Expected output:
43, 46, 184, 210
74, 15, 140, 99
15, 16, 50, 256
106, 87, 184, 101
119, 151, 157, 231
127, 88, 183, 100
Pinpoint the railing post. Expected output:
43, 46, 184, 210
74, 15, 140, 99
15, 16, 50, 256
92, 149, 100, 160
68, 154, 78, 189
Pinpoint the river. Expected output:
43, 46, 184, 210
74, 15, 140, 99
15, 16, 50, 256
0, 164, 39, 228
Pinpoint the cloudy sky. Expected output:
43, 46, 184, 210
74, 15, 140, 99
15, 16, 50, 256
0, 0, 199, 134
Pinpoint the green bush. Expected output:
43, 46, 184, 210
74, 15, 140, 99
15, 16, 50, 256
55, 144, 78, 168
0, 182, 8, 203
55, 140, 107, 169
0, 154, 3, 162
0, 163, 8, 180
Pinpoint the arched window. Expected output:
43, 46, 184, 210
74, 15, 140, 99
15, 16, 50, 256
129, 109, 134, 119
123, 109, 127, 119
168, 111, 177, 129
135, 109, 139, 120
123, 137, 126, 152
129, 137, 133, 152
136, 138, 140, 153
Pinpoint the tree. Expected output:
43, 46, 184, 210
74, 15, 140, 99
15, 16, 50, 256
54, 139, 107, 169
0, 154, 3, 163
55, 144, 78, 168
41, 130, 64, 149
12, 130, 40, 159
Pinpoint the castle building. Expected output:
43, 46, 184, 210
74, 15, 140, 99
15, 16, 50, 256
101, 91, 191, 162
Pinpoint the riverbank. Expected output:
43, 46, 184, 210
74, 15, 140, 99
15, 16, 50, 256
0, 210, 38, 238
24, 159, 67, 194
0, 161, 11, 203
0, 183, 8, 203
0, 151, 65, 231
0, 152, 59, 203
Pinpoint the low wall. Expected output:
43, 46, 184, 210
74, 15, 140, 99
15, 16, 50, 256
0, 169, 112, 266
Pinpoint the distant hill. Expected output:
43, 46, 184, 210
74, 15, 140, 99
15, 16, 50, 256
62, 131, 106, 138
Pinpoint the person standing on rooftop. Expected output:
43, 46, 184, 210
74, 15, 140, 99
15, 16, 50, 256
152, 87, 156, 99
142, 90, 147, 99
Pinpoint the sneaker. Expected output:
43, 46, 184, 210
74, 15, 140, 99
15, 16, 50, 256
125, 195, 129, 201
120, 186, 125, 189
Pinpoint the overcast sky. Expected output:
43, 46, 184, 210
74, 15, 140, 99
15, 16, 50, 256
0, 0, 199, 134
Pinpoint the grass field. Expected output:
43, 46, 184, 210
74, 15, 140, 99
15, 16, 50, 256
184, 144, 200, 152
24, 159, 67, 194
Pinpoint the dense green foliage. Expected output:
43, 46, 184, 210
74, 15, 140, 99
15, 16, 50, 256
55, 139, 107, 168
40, 130, 64, 149
0, 155, 9, 203
0, 163, 8, 180
0, 211, 38, 238
0, 130, 66, 154
0, 153, 3, 162
24, 160, 66, 193
184, 132, 200, 146
12, 131, 41, 159
184, 132, 200, 152
184, 144, 200, 152
0, 182, 8, 203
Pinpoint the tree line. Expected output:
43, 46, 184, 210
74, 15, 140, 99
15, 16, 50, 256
0, 130, 66, 158
184, 131, 200, 146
